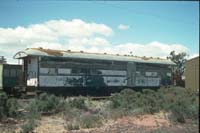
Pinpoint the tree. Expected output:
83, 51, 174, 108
167, 51, 188, 76
167, 51, 188, 87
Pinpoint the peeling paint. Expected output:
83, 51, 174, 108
135, 77, 160, 86
38, 69, 127, 87
27, 57, 38, 87
103, 76, 127, 86
39, 76, 83, 87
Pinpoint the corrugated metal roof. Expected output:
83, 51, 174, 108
14, 48, 176, 65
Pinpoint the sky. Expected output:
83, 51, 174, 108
0, 0, 199, 64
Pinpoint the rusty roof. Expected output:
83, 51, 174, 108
14, 48, 176, 65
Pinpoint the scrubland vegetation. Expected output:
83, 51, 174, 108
0, 87, 199, 132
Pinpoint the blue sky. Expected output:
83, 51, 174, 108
0, 0, 199, 63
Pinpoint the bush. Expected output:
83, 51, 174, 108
168, 104, 185, 123
21, 119, 37, 133
110, 89, 160, 114
28, 93, 65, 114
79, 113, 103, 129
63, 108, 82, 121
0, 93, 20, 119
26, 100, 41, 120
66, 122, 80, 131
68, 97, 87, 110
109, 87, 199, 123
110, 89, 139, 109
6, 98, 20, 118
0, 93, 8, 119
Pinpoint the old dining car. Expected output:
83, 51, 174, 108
14, 48, 175, 95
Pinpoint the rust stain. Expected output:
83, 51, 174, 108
30, 48, 168, 61
32, 48, 64, 56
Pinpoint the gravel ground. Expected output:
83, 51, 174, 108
1, 113, 198, 133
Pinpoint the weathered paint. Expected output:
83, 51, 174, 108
135, 77, 160, 86
58, 68, 71, 74
166, 72, 172, 77
27, 57, 38, 87
0, 64, 2, 89
39, 75, 127, 87
39, 76, 83, 87
103, 76, 127, 86
39, 69, 127, 87
40, 68, 49, 74
145, 72, 158, 77
16, 49, 174, 88
40, 67, 71, 75
99, 70, 126, 76
147, 78, 161, 86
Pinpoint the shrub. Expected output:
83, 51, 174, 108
28, 93, 65, 114
21, 119, 37, 133
109, 87, 199, 123
6, 98, 20, 118
24, 93, 66, 122
79, 113, 103, 129
26, 100, 41, 120
110, 89, 161, 115
0, 92, 8, 119
63, 108, 82, 121
0, 93, 20, 119
110, 89, 139, 109
168, 104, 186, 123
68, 97, 87, 109
157, 87, 199, 123
66, 122, 80, 131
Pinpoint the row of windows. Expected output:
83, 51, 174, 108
40, 68, 103, 75
40, 68, 126, 76
4, 69, 20, 77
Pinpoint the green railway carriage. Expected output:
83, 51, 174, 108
0, 47, 176, 96
0, 64, 22, 94
13, 48, 176, 95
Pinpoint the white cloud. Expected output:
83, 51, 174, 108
68, 37, 110, 47
118, 24, 130, 30
0, 19, 192, 64
0, 19, 113, 64
44, 19, 113, 37
82, 41, 189, 59
188, 53, 199, 59
0, 19, 113, 46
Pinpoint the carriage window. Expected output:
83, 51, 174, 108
48, 68, 57, 75
4, 69, 9, 77
10, 69, 16, 77
71, 69, 80, 74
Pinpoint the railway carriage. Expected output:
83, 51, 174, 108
0, 64, 22, 94
13, 48, 175, 95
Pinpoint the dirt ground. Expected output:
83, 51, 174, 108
0, 112, 198, 133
